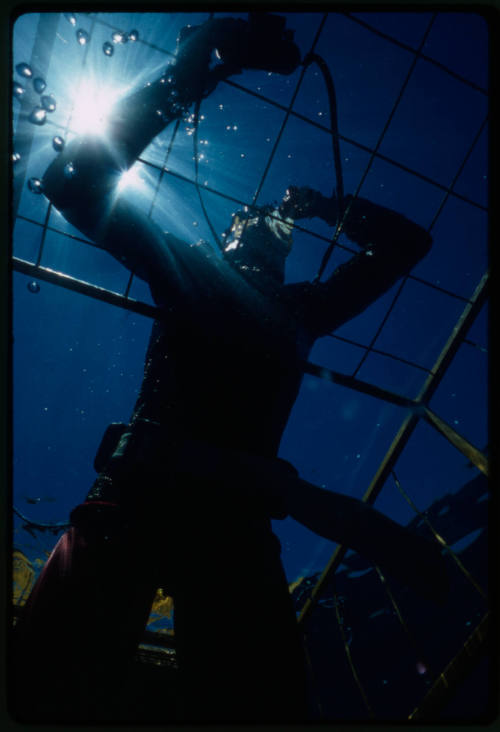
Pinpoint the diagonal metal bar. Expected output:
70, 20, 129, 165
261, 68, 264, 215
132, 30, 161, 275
298, 271, 488, 627
422, 407, 489, 476
408, 612, 490, 720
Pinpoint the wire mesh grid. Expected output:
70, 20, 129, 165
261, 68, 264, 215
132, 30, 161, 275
11, 9, 490, 721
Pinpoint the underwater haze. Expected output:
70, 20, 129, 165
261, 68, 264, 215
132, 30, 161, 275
12, 9, 488, 647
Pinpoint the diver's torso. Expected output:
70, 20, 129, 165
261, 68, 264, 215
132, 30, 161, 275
131, 276, 313, 458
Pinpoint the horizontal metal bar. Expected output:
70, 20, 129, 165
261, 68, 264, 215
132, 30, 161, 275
13, 258, 424, 412
423, 407, 489, 477
13, 258, 161, 320
303, 361, 418, 410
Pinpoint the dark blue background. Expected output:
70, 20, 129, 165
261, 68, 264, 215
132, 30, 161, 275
12, 11, 488, 616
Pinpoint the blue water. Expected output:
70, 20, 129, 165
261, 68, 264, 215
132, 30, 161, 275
12, 11, 488, 601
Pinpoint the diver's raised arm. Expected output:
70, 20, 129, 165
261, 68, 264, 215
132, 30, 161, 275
43, 15, 300, 236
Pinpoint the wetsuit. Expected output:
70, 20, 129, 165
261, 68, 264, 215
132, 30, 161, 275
13, 17, 432, 723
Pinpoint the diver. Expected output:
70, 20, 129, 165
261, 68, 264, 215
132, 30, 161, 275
13, 13, 448, 723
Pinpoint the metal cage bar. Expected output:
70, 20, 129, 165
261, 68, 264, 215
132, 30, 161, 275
298, 271, 488, 627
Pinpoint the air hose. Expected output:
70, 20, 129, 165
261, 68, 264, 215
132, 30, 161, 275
302, 52, 345, 282
191, 51, 345, 268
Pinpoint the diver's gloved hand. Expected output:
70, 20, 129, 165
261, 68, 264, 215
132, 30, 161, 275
279, 185, 340, 226
213, 13, 301, 75
174, 14, 301, 102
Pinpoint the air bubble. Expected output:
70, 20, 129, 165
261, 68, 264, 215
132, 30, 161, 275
28, 106, 47, 125
16, 62, 33, 78
12, 152, 21, 164
13, 82, 25, 100
103, 41, 114, 57
76, 29, 90, 46
41, 94, 56, 112
27, 281, 40, 293
112, 30, 127, 44
64, 13, 77, 26
33, 77, 46, 93
128, 29, 139, 42
52, 135, 65, 152
64, 162, 76, 179
28, 177, 44, 194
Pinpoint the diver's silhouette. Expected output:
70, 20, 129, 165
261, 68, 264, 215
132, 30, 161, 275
13, 14, 447, 722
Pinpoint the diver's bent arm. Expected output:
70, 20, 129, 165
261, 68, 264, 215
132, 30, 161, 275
307, 195, 432, 335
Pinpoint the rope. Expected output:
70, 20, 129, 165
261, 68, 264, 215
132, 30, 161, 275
374, 564, 435, 678
334, 593, 374, 718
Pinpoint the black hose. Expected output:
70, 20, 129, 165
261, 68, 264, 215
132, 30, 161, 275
303, 52, 345, 282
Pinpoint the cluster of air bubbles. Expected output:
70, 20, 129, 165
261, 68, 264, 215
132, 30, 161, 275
27, 281, 40, 294
102, 28, 139, 56
76, 29, 90, 46
52, 135, 65, 152
27, 177, 44, 195
15, 61, 58, 127
225, 124, 238, 132
12, 152, 21, 164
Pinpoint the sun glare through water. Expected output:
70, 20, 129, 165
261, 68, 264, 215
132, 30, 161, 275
70, 78, 126, 136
